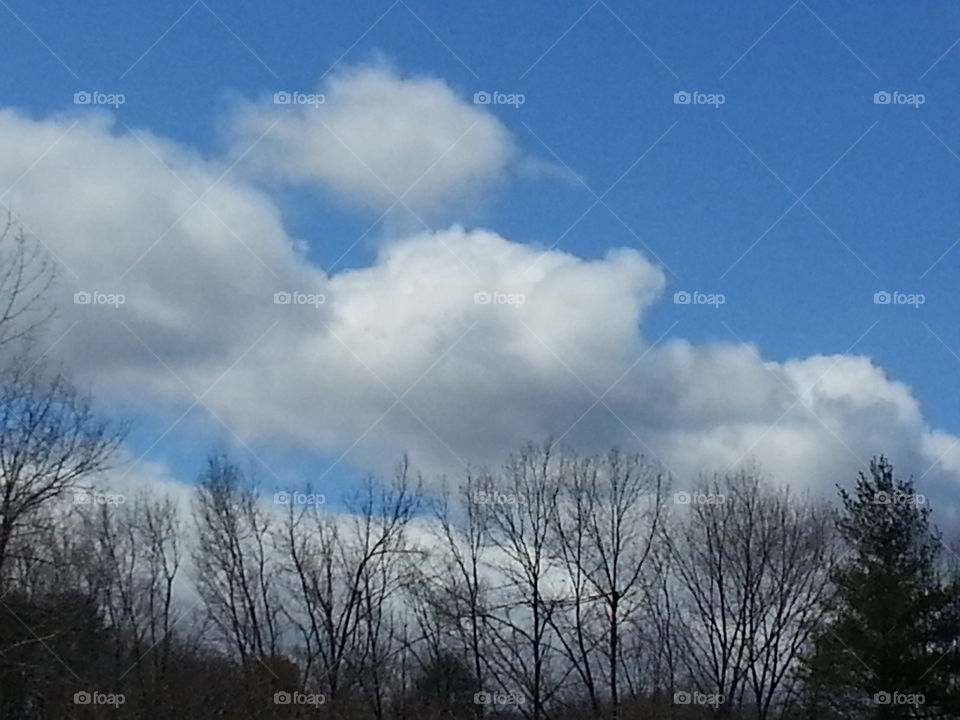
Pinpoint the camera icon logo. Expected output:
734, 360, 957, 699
273, 91, 292, 105
474, 291, 492, 305
674, 91, 691, 105
674, 492, 691, 505
874, 91, 891, 105
274, 291, 292, 305
74, 691, 92, 705
673, 290, 691, 305
874, 692, 891, 705
674, 691, 691, 704
74, 291, 92, 305
74, 91, 92, 105
474, 692, 492, 705
274, 691, 292, 704
274, 491, 291, 505
874, 291, 891, 305
474, 91, 492, 105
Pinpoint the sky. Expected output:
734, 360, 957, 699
1, 0, 960, 516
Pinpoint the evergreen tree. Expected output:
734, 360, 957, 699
804, 457, 960, 719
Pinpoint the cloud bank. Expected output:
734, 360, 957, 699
0, 65, 958, 519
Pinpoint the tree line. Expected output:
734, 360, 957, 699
0, 217, 958, 719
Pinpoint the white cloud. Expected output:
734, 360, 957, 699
230, 66, 515, 219
0, 107, 327, 397
0, 93, 958, 522
202, 227, 666, 463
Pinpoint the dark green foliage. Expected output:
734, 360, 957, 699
803, 457, 960, 719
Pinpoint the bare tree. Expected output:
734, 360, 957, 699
138, 493, 183, 694
0, 362, 123, 583
667, 471, 837, 719
425, 471, 494, 718
0, 214, 54, 353
551, 451, 668, 720
668, 473, 758, 716
351, 468, 422, 720
193, 454, 281, 663
480, 443, 566, 720
76, 492, 183, 718
276, 460, 419, 716
741, 488, 837, 720
636, 543, 681, 711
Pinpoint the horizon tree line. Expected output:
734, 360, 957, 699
0, 216, 958, 719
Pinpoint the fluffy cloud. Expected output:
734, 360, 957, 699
0, 107, 326, 395
0, 81, 958, 521
201, 228, 666, 465
230, 66, 514, 219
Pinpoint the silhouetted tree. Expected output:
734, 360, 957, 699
803, 457, 960, 719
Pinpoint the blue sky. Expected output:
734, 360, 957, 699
2, 0, 960, 505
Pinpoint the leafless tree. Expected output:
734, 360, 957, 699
479, 443, 566, 720
0, 425, 857, 720
0, 213, 54, 353
550, 451, 668, 720
667, 471, 837, 719
424, 471, 495, 718
76, 492, 183, 717
668, 473, 757, 715
740, 487, 837, 719
0, 212, 124, 586
0, 362, 124, 583
192, 454, 281, 663
636, 543, 681, 711
276, 459, 419, 716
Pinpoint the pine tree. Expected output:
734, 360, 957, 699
803, 457, 960, 719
